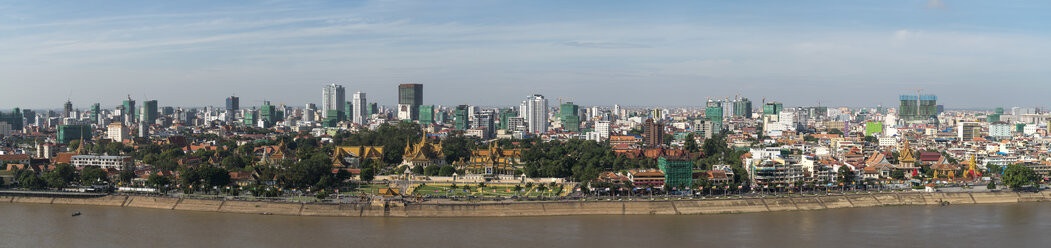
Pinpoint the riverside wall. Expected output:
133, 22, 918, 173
1, 192, 1047, 217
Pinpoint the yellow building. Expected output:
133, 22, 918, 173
402, 134, 445, 168
332, 146, 384, 168
461, 143, 523, 175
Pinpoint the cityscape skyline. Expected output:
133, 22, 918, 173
2, 1, 1050, 109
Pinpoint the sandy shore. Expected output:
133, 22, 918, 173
1, 191, 1046, 217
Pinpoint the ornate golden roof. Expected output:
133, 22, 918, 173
402, 132, 443, 162
898, 138, 916, 164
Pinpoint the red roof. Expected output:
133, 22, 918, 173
0, 154, 30, 161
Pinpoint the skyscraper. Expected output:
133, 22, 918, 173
322, 84, 346, 121
521, 94, 548, 134
226, 96, 239, 112
899, 94, 937, 122
398, 83, 423, 121
560, 102, 580, 132
90, 103, 101, 124
303, 103, 316, 123
141, 100, 158, 124
63, 100, 73, 118
352, 92, 367, 125
734, 98, 752, 118
643, 118, 664, 147
454, 105, 470, 131
123, 96, 136, 125
418, 105, 434, 125
260, 101, 276, 128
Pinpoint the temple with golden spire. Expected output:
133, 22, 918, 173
896, 136, 921, 178
401, 131, 445, 168
459, 142, 523, 176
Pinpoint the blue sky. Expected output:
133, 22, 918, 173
1, 0, 1049, 109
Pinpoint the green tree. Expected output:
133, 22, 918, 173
683, 133, 698, 152
80, 166, 108, 185
837, 166, 855, 185
359, 167, 376, 183
423, 164, 440, 176
44, 163, 77, 188
986, 180, 996, 190
146, 174, 172, 189
438, 165, 455, 176
986, 163, 1002, 175
221, 156, 246, 170
119, 168, 136, 185
1002, 164, 1038, 189
890, 170, 906, 180
828, 128, 843, 135
803, 135, 817, 142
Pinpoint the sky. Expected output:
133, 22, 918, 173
1, 0, 1049, 110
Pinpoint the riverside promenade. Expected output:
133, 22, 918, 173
1, 191, 1048, 217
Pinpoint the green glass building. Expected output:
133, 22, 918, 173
865, 121, 883, 137
560, 102, 580, 132
418, 105, 434, 125
90, 103, 100, 124
658, 156, 693, 190
498, 108, 518, 130
454, 105, 469, 131
763, 102, 782, 116
141, 100, 158, 124
57, 124, 92, 144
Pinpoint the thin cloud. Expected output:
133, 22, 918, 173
559, 41, 649, 49
926, 0, 947, 9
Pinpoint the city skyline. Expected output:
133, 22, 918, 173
3, 0, 1050, 109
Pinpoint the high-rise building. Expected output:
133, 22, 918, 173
734, 98, 753, 118
0, 108, 23, 131
303, 103, 316, 123
398, 83, 423, 121
141, 100, 158, 124
560, 102, 580, 132
369, 103, 378, 115
521, 94, 548, 134
763, 102, 782, 116
594, 120, 610, 139
643, 118, 664, 147
958, 122, 981, 141
322, 84, 346, 121
474, 110, 496, 138
418, 105, 434, 125
107, 122, 128, 142
57, 124, 92, 144
352, 92, 367, 125
260, 101, 276, 128
498, 108, 519, 130
706, 100, 724, 135
454, 105, 470, 131
659, 156, 693, 190
90, 103, 100, 124
226, 96, 239, 112
899, 94, 937, 122
63, 100, 73, 118
123, 97, 136, 125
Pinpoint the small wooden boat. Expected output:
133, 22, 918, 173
72, 211, 81, 217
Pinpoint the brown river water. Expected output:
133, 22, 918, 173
0, 202, 1048, 247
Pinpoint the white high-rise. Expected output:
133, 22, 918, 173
521, 94, 548, 134
322, 84, 345, 119
352, 92, 367, 124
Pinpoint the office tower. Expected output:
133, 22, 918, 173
369, 103, 378, 115
352, 92, 367, 125
706, 100, 724, 135
322, 84, 346, 121
594, 121, 610, 139
123, 97, 136, 125
958, 122, 981, 141
0, 108, 24, 131
763, 102, 783, 116
107, 122, 128, 142
226, 96, 239, 112
474, 110, 496, 138
141, 100, 158, 124
899, 94, 937, 122
304, 103, 316, 123
63, 100, 73, 118
90, 103, 100, 124
57, 124, 92, 144
454, 105, 470, 131
643, 118, 664, 147
398, 83, 423, 121
260, 101, 276, 128
521, 94, 548, 134
734, 98, 753, 118
560, 102, 580, 132
418, 105, 434, 125
137, 122, 149, 137
499, 108, 518, 130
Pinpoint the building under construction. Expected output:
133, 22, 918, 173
899, 94, 938, 122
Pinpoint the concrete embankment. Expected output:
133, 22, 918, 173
0, 192, 1043, 217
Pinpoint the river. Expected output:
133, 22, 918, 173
0, 202, 1048, 247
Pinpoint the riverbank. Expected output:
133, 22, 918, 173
2, 191, 1049, 217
